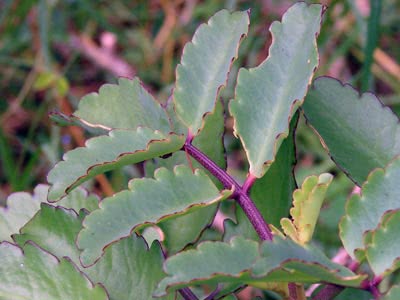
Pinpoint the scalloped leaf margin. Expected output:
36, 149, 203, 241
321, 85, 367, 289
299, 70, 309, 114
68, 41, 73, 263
47, 128, 184, 201
230, 3, 323, 178
77, 165, 232, 266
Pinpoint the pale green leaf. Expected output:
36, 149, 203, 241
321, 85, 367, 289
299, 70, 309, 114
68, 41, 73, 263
340, 157, 400, 260
281, 173, 333, 244
0, 242, 108, 300
303, 77, 400, 185
174, 10, 249, 135
383, 285, 400, 300
0, 185, 46, 242
0, 185, 97, 242
77, 165, 232, 266
87, 235, 175, 300
12, 204, 174, 300
13, 204, 84, 265
365, 209, 400, 276
57, 186, 99, 212
73, 77, 170, 132
47, 128, 185, 201
155, 236, 365, 296
230, 3, 322, 178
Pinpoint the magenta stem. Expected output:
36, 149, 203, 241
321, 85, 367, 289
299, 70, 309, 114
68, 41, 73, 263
183, 141, 273, 241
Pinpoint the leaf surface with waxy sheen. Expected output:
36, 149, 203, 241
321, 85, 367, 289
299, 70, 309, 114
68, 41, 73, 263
230, 3, 323, 178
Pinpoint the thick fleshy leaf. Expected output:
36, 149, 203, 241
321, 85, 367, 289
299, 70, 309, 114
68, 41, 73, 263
174, 10, 249, 135
155, 236, 365, 296
340, 157, 400, 260
87, 235, 174, 300
224, 114, 298, 241
0, 185, 46, 242
0, 185, 98, 242
13, 204, 84, 265
73, 77, 170, 132
77, 165, 232, 266
365, 209, 400, 276
230, 3, 322, 178
48, 128, 185, 201
146, 101, 226, 253
281, 173, 333, 244
303, 77, 400, 185
57, 186, 99, 212
0, 242, 107, 300
13, 205, 173, 300
147, 100, 226, 187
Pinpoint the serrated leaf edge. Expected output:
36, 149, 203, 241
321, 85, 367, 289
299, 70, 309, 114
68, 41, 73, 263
304, 76, 400, 186
339, 155, 400, 260
48, 129, 184, 202
77, 166, 232, 266
0, 240, 109, 299
230, 3, 324, 178
156, 236, 365, 296
173, 10, 250, 137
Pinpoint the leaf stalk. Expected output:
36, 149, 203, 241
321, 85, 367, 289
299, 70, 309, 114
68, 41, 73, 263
183, 140, 273, 241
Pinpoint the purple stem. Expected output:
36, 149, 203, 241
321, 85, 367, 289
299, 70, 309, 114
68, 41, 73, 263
183, 141, 273, 241
311, 284, 343, 300
179, 287, 199, 300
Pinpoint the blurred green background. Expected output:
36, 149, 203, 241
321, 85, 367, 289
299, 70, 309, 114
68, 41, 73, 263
0, 0, 399, 266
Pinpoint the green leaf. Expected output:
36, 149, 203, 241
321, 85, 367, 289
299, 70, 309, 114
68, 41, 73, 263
0, 242, 108, 300
87, 235, 174, 300
160, 205, 218, 255
281, 173, 333, 244
230, 3, 323, 178
47, 128, 185, 201
383, 285, 400, 300
13, 204, 84, 265
303, 77, 400, 185
77, 165, 232, 266
365, 209, 400, 276
174, 10, 249, 135
73, 77, 171, 132
0, 185, 99, 242
224, 113, 298, 240
146, 100, 226, 254
13, 204, 173, 300
340, 156, 400, 260
57, 186, 99, 213
155, 236, 365, 296
0, 185, 46, 242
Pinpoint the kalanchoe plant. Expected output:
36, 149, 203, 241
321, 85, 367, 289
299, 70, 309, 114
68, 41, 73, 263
1, 2, 400, 300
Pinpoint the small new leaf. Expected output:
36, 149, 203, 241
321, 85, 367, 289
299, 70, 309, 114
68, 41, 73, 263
230, 3, 323, 178
47, 128, 184, 201
281, 173, 333, 244
77, 165, 232, 266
